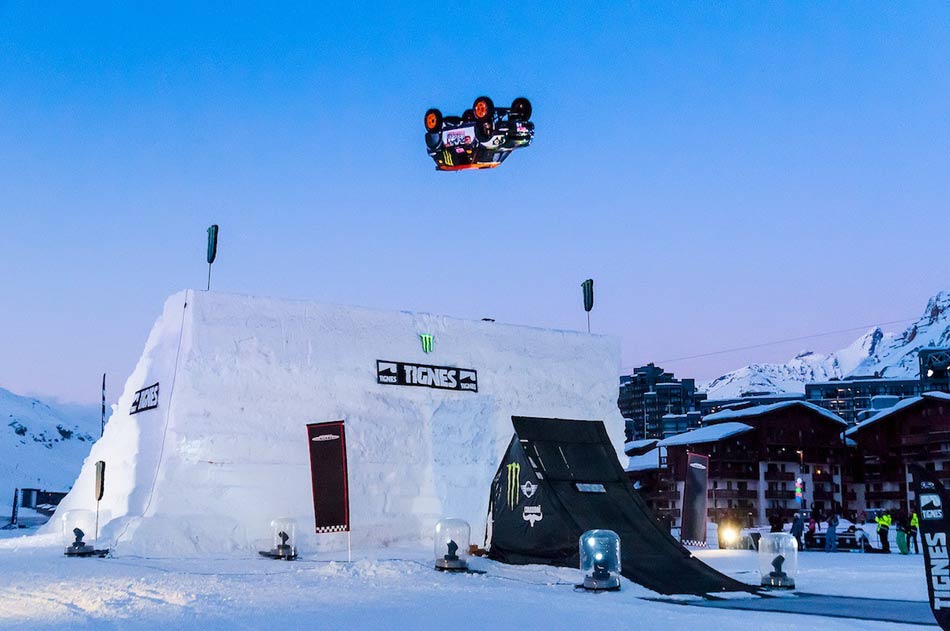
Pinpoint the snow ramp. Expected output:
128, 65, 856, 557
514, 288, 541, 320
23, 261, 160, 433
43, 291, 625, 556
487, 417, 756, 596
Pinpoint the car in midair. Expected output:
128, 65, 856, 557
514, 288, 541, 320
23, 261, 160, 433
424, 96, 534, 171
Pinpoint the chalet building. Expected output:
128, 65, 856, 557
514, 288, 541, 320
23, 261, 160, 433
845, 391, 950, 513
626, 401, 851, 527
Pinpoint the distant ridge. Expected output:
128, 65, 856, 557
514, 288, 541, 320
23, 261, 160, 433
702, 292, 950, 399
1, 387, 98, 490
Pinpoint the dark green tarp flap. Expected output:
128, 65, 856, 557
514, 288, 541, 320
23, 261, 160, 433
487, 416, 756, 596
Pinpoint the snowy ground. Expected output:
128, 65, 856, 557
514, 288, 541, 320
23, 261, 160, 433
0, 527, 931, 630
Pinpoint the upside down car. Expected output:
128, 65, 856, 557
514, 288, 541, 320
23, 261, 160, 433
424, 96, 534, 171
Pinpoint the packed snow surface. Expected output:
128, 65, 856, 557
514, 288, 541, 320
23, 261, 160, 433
703, 291, 950, 398
0, 531, 929, 630
44, 290, 624, 557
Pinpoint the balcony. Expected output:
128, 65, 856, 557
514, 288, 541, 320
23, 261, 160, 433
765, 490, 797, 500
813, 488, 835, 500
765, 471, 795, 482
865, 490, 905, 501
710, 489, 757, 500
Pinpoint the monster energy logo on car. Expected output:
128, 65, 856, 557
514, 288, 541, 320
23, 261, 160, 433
420, 334, 433, 353
506, 463, 520, 510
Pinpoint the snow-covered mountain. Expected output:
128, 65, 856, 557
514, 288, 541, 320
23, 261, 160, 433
1, 387, 99, 491
702, 291, 950, 400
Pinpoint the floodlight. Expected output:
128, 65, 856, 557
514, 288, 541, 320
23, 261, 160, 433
434, 518, 470, 571
758, 533, 798, 589
258, 517, 298, 560
579, 529, 621, 591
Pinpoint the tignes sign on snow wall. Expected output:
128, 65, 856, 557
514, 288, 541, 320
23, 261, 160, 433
130, 382, 159, 415
376, 360, 478, 392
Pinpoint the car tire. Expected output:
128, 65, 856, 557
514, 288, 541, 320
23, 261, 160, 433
473, 96, 494, 122
425, 108, 443, 133
510, 97, 532, 121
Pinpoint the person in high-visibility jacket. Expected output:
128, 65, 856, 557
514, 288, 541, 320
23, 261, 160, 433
910, 512, 920, 554
876, 512, 893, 553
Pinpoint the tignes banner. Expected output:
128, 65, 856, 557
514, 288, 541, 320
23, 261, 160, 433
910, 464, 950, 630
681, 452, 709, 547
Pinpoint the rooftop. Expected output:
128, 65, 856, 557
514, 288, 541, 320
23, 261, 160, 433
846, 391, 950, 436
703, 400, 847, 427
656, 422, 754, 447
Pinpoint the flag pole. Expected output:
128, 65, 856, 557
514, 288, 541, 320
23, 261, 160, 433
101, 373, 106, 438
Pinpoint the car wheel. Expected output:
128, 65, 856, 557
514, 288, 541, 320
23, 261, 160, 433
510, 97, 532, 121
425, 108, 443, 133
473, 96, 494, 122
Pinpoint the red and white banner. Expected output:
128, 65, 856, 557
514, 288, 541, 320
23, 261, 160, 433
306, 421, 350, 534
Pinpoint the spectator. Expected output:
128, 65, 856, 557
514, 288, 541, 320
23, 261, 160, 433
825, 512, 839, 553
804, 516, 817, 549
876, 511, 893, 553
909, 510, 920, 554
789, 512, 805, 550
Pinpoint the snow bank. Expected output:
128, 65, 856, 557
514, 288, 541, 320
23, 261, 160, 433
43, 290, 624, 556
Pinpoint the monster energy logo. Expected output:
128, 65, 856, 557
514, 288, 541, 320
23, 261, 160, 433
420, 334, 433, 353
506, 462, 521, 510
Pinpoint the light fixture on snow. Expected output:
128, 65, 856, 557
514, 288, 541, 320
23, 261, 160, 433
579, 529, 621, 591
719, 525, 739, 548
434, 518, 470, 572
758, 532, 798, 589
259, 517, 298, 560
63, 510, 107, 557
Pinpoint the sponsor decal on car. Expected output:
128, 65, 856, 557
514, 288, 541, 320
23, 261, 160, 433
506, 463, 520, 510
444, 129, 473, 147
523, 505, 543, 527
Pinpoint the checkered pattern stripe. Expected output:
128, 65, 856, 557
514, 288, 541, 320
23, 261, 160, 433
315, 525, 349, 534
682, 539, 707, 548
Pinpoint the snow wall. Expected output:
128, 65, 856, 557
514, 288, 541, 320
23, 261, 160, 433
46, 290, 624, 557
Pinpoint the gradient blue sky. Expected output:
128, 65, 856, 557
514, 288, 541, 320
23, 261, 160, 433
2, 2, 949, 404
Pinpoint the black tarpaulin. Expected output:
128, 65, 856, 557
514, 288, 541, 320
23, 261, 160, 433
486, 416, 755, 596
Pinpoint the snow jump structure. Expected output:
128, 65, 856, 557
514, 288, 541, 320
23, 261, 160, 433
47, 290, 625, 556
488, 417, 753, 596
